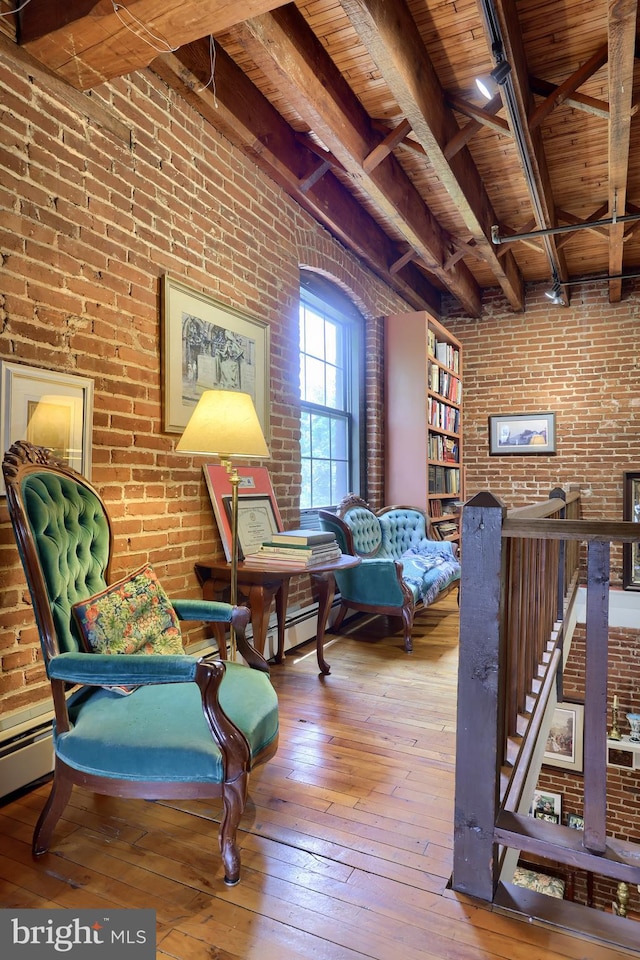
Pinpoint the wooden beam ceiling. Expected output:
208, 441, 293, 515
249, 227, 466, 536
151, 39, 441, 314
227, 4, 482, 316
11, 0, 640, 313
339, 0, 524, 311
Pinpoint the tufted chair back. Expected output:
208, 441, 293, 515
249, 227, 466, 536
378, 507, 430, 560
333, 496, 431, 561
340, 504, 383, 557
10, 463, 113, 660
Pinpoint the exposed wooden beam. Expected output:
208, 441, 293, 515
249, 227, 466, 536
338, 0, 523, 311
445, 93, 510, 158
229, 4, 482, 315
529, 76, 610, 121
607, 0, 637, 301
151, 40, 441, 314
389, 246, 416, 274
371, 121, 427, 157
363, 118, 412, 172
623, 202, 640, 242
529, 43, 608, 132
18, 0, 283, 90
555, 205, 610, 249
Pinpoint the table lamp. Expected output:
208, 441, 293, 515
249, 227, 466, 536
176, 390, 270, 658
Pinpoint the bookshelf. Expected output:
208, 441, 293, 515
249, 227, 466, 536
384, 311, 463, 543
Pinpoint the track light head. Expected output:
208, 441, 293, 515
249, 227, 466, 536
545, 280, 564, 305
475, 58, 512, 99
491, 59, 512, 86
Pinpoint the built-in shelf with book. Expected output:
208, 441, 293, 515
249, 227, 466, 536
384, 311, 463, 544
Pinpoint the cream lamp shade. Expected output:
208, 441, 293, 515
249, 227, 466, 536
176, 390, 270, 459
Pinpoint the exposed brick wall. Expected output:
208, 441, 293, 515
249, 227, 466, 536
0, 42, 407, 720
444, 284, 640, 585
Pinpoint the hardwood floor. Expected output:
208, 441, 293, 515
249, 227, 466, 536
0, 597, 631, 958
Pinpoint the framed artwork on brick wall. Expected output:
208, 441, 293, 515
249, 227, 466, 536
161, 274, 270, 438
488, 411, 556, 455
622, 470, 640, 590
0, 361, 94, 496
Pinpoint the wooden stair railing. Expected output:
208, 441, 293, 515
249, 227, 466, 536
452, 488, 640, 950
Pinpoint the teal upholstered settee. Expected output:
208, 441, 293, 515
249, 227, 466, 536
319, 494, 460, 652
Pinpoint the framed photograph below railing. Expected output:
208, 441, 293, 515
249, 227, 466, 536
161, 274, 270, 438
0, 361, 93, 496
543, 700, 584, 773
530, 789, 562, 824
623, 470, 640, 590
488, 411, 556, 455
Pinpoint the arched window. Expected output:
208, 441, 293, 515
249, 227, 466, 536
299, 273, 364, 512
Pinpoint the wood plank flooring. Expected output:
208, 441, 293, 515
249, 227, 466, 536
0, 597, 632, 958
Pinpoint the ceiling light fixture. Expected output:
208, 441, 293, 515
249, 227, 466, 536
544, 273, 565, 305
475, 42, 512, 99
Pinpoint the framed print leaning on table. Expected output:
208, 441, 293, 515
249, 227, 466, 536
203, 464, 283, 561
161, 274, 270, 438
0, 361, 94, 496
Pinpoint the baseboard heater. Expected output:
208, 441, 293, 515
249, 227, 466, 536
0, 714, 54, 802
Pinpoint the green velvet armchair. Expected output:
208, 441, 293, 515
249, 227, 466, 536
2, 441, 279, 886
319, 494, 460, 652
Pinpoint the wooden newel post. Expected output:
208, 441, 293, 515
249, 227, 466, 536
453, 492, 506, 900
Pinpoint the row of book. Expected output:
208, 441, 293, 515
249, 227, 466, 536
428, 398, 460, 433
427, 330, 460, 373
428, 363, 462, 404
242, 529, 343, 568
430, 498, 462, 518
428, 434, 459, 464
428, 464, 461, 494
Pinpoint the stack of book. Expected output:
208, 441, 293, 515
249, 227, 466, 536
243, 529, 342, 568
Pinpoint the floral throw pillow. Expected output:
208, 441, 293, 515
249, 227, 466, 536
72, 564, 183, 664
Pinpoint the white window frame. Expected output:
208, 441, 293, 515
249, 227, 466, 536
299, 276, 364, 513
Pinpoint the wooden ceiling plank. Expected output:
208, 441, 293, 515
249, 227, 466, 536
338, 0, 523, 311
485, 0, 570, 293
607, 0, 637, 301
363, 118, 412, 172
18, 0, 284, 89
151, 40, 441, 314
529, 76, 609, 121
529, 42, 608, 133
230, 4, 482, 315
